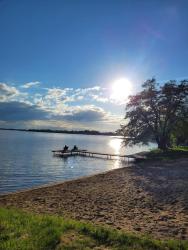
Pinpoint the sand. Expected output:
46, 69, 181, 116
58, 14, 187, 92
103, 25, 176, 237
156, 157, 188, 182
0, 158, 188, 240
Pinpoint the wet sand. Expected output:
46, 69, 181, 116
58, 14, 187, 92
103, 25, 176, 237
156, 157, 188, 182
0, 158, 188, 240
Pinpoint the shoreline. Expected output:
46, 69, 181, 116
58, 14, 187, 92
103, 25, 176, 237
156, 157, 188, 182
0, 158, 188, 240
0, 165, 132, 197
0, 127, 117, 137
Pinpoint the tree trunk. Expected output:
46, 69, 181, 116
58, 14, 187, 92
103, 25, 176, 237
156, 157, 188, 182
158, 137, 168, 150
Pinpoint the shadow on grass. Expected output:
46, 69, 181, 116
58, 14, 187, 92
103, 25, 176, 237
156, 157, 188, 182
0, 207, 187, 250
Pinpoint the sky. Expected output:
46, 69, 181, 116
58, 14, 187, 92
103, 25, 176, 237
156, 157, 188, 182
0, 0, 188, 131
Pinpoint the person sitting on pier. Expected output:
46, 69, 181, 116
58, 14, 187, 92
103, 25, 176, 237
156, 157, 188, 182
63, 145, 69, 152
72, 145, 78, 151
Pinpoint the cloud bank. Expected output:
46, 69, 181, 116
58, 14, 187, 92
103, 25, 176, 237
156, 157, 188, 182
0, 82, 123, 131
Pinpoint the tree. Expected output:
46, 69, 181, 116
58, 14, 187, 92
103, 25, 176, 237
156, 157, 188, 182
171, 119, 188, 146
119, 78, 188, 150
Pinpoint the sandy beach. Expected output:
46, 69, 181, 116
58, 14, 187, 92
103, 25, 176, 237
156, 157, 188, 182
0, 158, 188, 240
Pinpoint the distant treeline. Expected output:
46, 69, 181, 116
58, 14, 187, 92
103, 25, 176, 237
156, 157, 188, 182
0, 128, 118, 136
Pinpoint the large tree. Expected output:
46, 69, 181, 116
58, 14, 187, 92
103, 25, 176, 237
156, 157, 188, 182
119, 78, 188, 150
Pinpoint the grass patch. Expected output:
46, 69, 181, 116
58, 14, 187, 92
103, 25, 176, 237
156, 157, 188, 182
0, 207, 188, 250
142, 146, 188, 161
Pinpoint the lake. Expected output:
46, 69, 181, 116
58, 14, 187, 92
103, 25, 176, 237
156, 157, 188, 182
0, 130, 155, 194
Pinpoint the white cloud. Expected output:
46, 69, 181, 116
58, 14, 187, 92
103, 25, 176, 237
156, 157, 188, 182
91, 94, 109, 103
21, 81, 40, 89
0, 82, 19, 96
74, 86, 101, 96
0, 82, 20, 101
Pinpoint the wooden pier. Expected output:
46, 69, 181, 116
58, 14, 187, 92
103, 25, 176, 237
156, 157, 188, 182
52, 149, 147, 161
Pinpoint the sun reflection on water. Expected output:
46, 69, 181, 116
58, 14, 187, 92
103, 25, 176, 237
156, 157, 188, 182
108, 138, 122, 154
108, 138, 123, 169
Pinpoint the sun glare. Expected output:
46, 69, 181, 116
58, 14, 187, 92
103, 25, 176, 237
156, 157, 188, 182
109, 138, 121, 154
111, 78, 132, 103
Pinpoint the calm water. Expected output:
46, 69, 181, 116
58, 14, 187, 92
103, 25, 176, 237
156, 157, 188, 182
0, 130, 155, 194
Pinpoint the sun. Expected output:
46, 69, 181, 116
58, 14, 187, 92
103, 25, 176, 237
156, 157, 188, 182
111, 78, 132, 103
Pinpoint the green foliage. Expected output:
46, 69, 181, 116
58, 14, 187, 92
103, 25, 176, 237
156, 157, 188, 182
172, 120, 188, 146
0, 208, 188, 250
120, 78, 188, 150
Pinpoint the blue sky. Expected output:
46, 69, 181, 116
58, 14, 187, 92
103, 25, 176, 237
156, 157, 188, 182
0, 0, 188, 131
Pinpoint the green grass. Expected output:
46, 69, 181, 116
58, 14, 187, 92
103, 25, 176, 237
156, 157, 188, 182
0, 208, 188, 250
142, 146, 188, 161
172, 146, 188, 152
